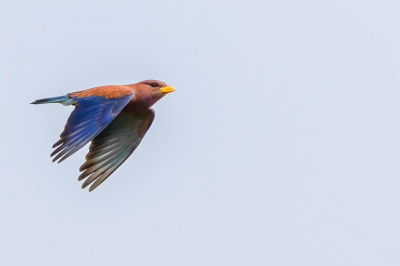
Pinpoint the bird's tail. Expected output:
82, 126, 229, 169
31, 95, 75, 105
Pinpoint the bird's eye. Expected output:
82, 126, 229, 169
150, 83, 158, 87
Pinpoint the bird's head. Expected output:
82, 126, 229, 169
134, 79, 175, 107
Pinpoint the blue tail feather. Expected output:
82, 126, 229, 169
31, 95, 71, 105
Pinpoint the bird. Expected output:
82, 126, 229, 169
31, 80, 175, 192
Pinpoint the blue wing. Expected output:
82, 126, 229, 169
78, 108, 155, 191
51, 94, 134, 163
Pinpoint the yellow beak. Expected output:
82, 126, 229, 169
159, 85, 175, 94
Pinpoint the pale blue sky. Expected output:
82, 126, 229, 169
1, 1, 400, 265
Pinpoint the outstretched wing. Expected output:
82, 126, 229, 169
78, 107, 155, 191
51, 93, 135, 163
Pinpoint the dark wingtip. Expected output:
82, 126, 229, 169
78, 172, 86, 181
58, 155, 68, 164
52, 139, 64, 148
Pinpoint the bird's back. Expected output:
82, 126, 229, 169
69, 85, 135, 99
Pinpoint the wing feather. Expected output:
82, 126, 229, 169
78, 108, 155, 191
51, 93, 134, 163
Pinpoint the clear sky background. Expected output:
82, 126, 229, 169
1, 0, 400, 265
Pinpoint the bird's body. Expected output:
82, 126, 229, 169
32, 80, 175, 191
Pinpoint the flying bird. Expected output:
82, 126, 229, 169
31, 80, 175, 191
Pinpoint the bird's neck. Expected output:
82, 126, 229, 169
130, 92, 164, 110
